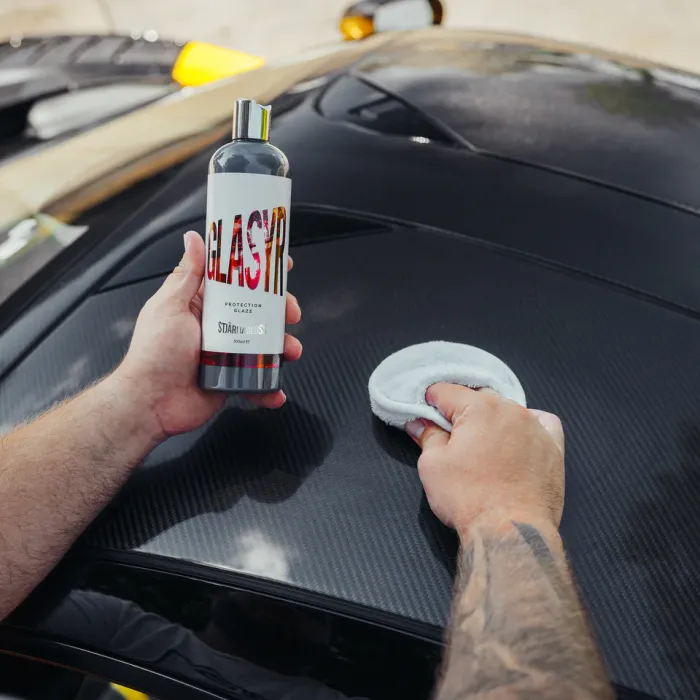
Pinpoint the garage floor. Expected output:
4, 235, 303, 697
0, 0, 699, 74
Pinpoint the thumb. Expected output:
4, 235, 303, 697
405, 419, 450, 452
162, 231, 206, 306
530, 409, 565, 455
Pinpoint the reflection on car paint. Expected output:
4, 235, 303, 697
7, 562, 440, 700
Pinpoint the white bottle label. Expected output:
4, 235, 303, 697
201, 173, 291, 355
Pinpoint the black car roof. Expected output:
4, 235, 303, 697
2, 29, 700, 700
352, 34, 700, 214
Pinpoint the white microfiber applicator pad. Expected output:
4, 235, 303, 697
368, 341, 526, 433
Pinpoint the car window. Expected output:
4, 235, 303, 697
5, 561, 441, 700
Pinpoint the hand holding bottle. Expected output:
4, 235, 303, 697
115, 231, 302, 440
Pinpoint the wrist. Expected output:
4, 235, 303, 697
100, 370, 167, 448
456, 509, 562, 548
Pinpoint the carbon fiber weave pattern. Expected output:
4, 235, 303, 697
1, 228, 699, 699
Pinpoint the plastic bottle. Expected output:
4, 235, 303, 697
199, 99, 291, 393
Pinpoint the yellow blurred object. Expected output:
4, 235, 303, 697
172, 41, 264, 86
110, 684, 149, 700
340, 16, 375, 41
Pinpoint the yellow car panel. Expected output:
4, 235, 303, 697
172, 41, 264, 87
111, 683, 149, 700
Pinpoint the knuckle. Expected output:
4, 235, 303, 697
517, 405, 533, 421
418, 447, 451, 474
480, 392, 500, 410
417, 450, 432, 467
417, 452, 438, 473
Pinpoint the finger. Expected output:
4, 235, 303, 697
286, 292, 301, 325
158, 231, 206, 307
283, 334, 303, 361
288, 255, 294, 272
420, 421, 450, 451
406, 419, 449, 450
246, 391, 287, 409
477, 386, 523, 407
529, 409, 565, 454
425, 383, 481, 424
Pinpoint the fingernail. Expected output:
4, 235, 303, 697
405, 419, 425, 443
532, 410, 560, 430
183, 231, 193, 251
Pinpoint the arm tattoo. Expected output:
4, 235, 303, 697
434, 520, 613, 700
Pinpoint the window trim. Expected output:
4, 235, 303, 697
0, 627, 228, 700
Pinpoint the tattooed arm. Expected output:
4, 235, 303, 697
405, 385, 612, 699
439, 517, 611, 699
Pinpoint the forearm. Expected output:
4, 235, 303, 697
435, 514, 613, 700
0, 373, 162, 620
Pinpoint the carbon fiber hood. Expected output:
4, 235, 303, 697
2, 222, 700, 698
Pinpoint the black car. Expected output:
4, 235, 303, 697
0, 27, 699, 700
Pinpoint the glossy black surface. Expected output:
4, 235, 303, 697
353, 34, 700, 212
0, 635, 231, 700
3, 560, 439, 699
3, 226, 700, 698
102, 208, 389, 291
282, 85, 700, 316
0, 561, 658, 700
2, 30, 700, 700
319, 75, 457, 145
